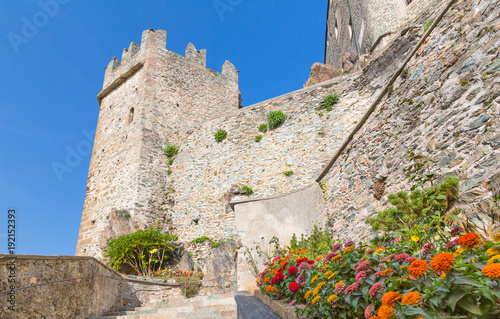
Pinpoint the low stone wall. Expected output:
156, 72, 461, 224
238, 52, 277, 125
0, 255, 182, 318
232, 183, 326, 291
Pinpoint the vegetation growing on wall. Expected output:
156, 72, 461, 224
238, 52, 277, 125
319, 92, 340, 111
164, 144, 179, 157
267, 110, 287, 130
104, 228, 178, 276
255, 135, 263, 142
214, 129, 227, 142
283, 170, 294, 177
241, 185, 254, 195
258, 123, 268, 132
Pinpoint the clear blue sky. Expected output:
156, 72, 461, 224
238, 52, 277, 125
0, 0, 326, 256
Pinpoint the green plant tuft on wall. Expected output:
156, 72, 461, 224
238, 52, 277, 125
401, 69, 409, 79
241, 185, 254, 195
214, 129, 227, 142
255, 135, 262, 142
164, 145, 179, 157
267, 110, 287, 130
423, 20, 433, 33
283, 170, 293, 177
258, 123, 268, 132
319, 92, 339, 111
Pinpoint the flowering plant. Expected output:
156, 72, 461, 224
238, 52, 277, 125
256, 232, 500, 318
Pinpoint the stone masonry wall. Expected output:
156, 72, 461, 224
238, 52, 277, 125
77, 29, 239, 258
0, 255, 122, 319
323, 0, 500, 242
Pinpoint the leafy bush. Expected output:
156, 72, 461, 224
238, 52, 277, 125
167, 157, 174, 166
242, 185, 254, 195
104, 228, 178, 276
167, 168, 172, 175
401, 69, 409, 79
283, 170, 294, 177
258, 124, 268, 132
319, 93, 340, 111
288, 225, 333, 258
255, 135, 263, 142
164, 145, 179, 157
267, 110, 287, 130
192, 236, 210, 244
166, 270, 204, 298
257, 232, 500, 319
214, 129, 227, 142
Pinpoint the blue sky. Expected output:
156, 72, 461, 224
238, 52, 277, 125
0, 0, 326, 256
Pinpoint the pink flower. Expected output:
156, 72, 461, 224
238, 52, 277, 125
297, 274, 304, 283
395, 253, 408, 262
324, 252, 339, 264
289, 300, 296, 306
424, 243, 434, 249
335, 282, 345, 294
344, 282, 360, 294
355, 261, 372, 272
408, 275, 417, 280
298, 262, 308, 270
451, 227, 463, 236
382, 254, 395, 262
394, 237, 402, 243
405, 256, 417, 263
333, 244, 342, 251
365, 248, 375, 254
372, 271, 383, 279
344, 241, 355, 247
422, 248, 431, 255
355, 271, 367, 282
365, 304, 374, 319
444, 238, 458, 249
369, 282, 384, 298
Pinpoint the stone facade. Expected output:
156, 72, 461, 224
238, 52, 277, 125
77, 29, 239, 258
325, 0, 439, 69
323, 0, 500, 242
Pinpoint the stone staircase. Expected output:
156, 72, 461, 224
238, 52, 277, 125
93, 293, 237, 319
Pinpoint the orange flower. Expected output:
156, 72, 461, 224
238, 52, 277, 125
440, 272, 446, 278
381, 268, 393, 277
369, 317, 377, 319
408, 260, 429, 278
266, 285, 272, 292
297, 249, 307, 254
263, 277, 269, 283
482, 263, 500, 278
377, 305, 394, 319
431, 252, 455, 273
280, 260, 289, 267
381, 291, 402, 306
458, 232, 482, 249
401, 291, 421, 305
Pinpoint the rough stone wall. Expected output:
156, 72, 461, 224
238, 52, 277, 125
325, 0, 438, 67
0, 255, 123, 319
77, 29, 239, 258
165, 73, 375, 262
323, 0, 500, 242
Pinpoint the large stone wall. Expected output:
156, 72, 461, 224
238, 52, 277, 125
323, 0, 500, 242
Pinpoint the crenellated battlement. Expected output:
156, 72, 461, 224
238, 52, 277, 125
102, 29, 237, 88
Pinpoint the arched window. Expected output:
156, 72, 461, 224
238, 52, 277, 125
127, 107, 134, 124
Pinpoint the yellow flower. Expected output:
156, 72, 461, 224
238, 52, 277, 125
375, 248, 384, 254
327, 271, 337, 280
493, 234, 500, 242
324, 271, 333, 278
334, 281, 344, 288
305, 290, 313, 299
323, 265, 330, 270
331, 255, 342, 262
486, 248, 500, 257
454, 248, 467, 257
343, 246, 354, 254
411, 236, 420, 242
327, 294, 337, 304
312, 296, 321, 304
310, 274, 320, 284
471, 258, 476, 263
400, 265, 406, 270
149, 248, 158, 254
488, 255, 500, 264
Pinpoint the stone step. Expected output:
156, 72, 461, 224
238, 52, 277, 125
93, 293, 237, 319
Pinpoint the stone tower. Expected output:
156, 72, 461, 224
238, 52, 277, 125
76, 29, 239, 258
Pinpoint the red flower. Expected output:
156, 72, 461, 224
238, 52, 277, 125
287, 266, 298, 275
307, 260, 315, 265
289, 282, 300, 292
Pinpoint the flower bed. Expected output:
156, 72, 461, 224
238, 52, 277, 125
256, 232, 500, 318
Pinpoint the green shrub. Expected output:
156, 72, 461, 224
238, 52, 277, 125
267, 110, 287, 130
167, 169, 172, 175
104, 228, 178, 276
287, 225, 333, 258
164, 145, 179, 157
318, 131, 325, 137
319, 92, 339, 111
255, 135, 262, 142
167, 157, 174, 166
192, 236, 210, 244
124, 213, 131, 218
283, 170, 293, 177
258, 124, 268, 132
388, 85, 394, 97
214, 129, 227, 142
242, 185, 254, 195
